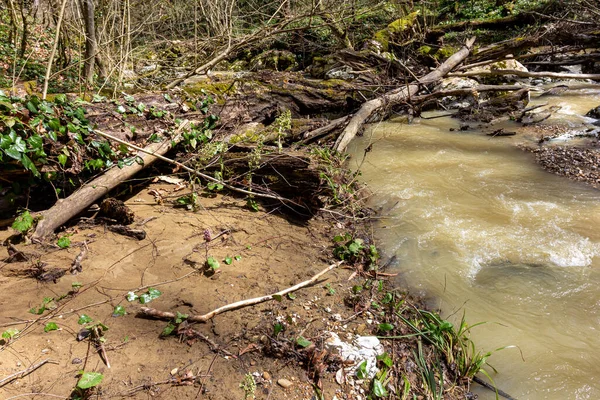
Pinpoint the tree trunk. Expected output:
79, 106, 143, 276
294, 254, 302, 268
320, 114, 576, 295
80, 0, 98, 83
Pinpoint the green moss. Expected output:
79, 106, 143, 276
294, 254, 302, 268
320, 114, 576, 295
372, 11, 420, 51
229, 125, 266, 144
418, 45, 433, 55
434, 46, 458, 60
183, 80, 236, 104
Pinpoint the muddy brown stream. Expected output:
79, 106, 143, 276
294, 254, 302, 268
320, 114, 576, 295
347, 87, 600, 399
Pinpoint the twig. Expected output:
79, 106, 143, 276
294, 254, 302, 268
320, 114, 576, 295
473, 376, 518, 400
138, 261, 343, 323
0, 359, 59, 388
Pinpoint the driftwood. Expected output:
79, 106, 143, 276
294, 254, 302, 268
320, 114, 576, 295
32, 120, 191, 240
138, 261, 343, 323
450, 69, 600, 81
411, 85, 525, 103
333, 37, 476, 153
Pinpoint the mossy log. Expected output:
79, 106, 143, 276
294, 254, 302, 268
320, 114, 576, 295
203, 146, 330, 211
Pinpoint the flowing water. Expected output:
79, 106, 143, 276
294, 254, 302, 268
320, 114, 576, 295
346, 88, 600, 399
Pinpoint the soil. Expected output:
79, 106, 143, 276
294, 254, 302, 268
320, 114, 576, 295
0, 182, 375, 399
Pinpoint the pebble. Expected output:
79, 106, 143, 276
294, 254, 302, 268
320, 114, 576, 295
277, 378, 293, 388
263, 371, 271, 380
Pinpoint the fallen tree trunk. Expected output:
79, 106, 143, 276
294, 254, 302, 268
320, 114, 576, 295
32, 121, 191, 240
449, 69, 600, 80
333, 37, 476, 153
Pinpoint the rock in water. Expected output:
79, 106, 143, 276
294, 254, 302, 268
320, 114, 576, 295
585, 105, 600, 120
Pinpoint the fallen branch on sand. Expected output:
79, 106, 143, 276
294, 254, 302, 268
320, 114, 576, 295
0, 359, 59, 388
333, 37, 476, 153
138, 261, 343, 323
32, 120, 191, 240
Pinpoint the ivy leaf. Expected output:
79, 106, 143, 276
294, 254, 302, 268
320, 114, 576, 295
20, 154, 39, 177
58, 153, 67, 166
112, 305, 126, 317
12, 211, 33, 233
44, 322, 59, 332
57, 236, 71, 249
206, 257, 220, 271
161, 322, 176, 336
76, 371, 104, 389
2, 328, 19, 340
126, 292, 138, 302
224, 256, 233, 265
78, 314, 93, 325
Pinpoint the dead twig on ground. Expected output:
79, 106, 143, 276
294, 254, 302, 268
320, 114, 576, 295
0, 359, 59, 388
138, 261, 343, 323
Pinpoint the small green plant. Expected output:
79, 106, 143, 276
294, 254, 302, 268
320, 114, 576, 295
57, 235, 71, 249
206, 256, 220, 271
240, 373, 257, 399
11, 210, 34, 234
112, 305, 126, 317
161, 311, 189, 336
76, 371, 104, 395
176, 192, 199, 210
1, 328, 19, 344
333, 233, 364, 261
44, 322, 59, 332
29, 296, 56, 314
324, 283, 336, 295
126, 288, 162, 304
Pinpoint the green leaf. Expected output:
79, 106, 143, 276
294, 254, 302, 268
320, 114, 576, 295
72, 282, 82, 289
126, 292, 138, 302
287, 293, 296, 300
273, 323, 284, 335
48, 118, 61, 131
161, 322, 176, 336
58, 153, 67, 166
44, 322, 58, 332
352, 285, 363, 294
20, 154, 39, 177
234, 255, 242, 261
112, 305, 126, 317
295, 336, 312, 348
136, 103, 146, 112
382, 292, 393, 304
57, 236, 71, 249
2, 328, 19, 340
78, 314, 93, 325
224, 256, 233, 265
12, 211, 33, 233
175, 311, 188, 323
373, 378, 388, 397
76, 371, 104, 389
378, 323, 394, 332
377, 352, 393, 368
206, 256, 220, 271
356, 360, 368, 379
272, 294, 283, 302
147, 288, 162, 299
